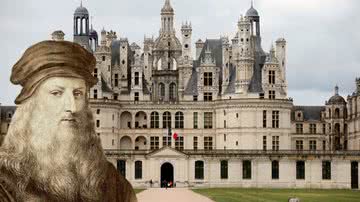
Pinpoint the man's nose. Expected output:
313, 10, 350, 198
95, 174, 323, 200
64, 93, 77, 113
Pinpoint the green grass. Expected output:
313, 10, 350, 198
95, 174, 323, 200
192, 188, 360, 202
134, 189, 146, 194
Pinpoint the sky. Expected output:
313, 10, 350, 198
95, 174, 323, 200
0, 0, 359, 106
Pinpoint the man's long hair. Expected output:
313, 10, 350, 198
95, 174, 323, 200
1, 97, 108, 201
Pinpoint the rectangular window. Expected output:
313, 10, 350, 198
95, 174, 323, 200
102, 56, 106, 61
269, 90, 276, 99
243, 160, 252, 179
193, 95, 198, 101
296, 124, 303, 134
115, 74, 118, 87
310, 124, 317, 134
162, 136, 171, 147
204, 92, 213, 101
204, 112, 213, 129
193, 112, 198, 129
272, 161, 279, 179
322, 124, 326, 134
96, 109, 100, 114
220, 160, 228, 179
259, 93, 265, 99
94, 68, 98, 78
296, 161, 305, 180
269, 70, 275, 84
175, 136, 184, 151
323, 140, 326, 151
204, 136, 213, 150
272, 111, 279, 128
135, 72, 139, 86
263, 136, 267, 151
94, 89, 98, 99
114, 93, 118, 100
117, 160, 126, 177
224, 134, 227, 142
322, 161, 331, 180
296, 140, 303, 151
224, 120, 226, 128
263, 110, 267, 128
134, 92, 139, 101
193, 136, 198, 150
204, 72, 213, 86
150, 136, 159, 150
96, 120, 100, 128
272, 136, 279, 151
309, 140, 317, 151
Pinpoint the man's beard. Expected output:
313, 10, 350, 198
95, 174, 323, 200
2, 99, 108, 201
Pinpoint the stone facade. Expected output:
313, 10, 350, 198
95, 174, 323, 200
1, 0, 360, 189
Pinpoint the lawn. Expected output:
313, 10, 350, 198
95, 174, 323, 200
192, 188, 360, 202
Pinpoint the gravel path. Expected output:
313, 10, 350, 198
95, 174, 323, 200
137, 188, 214, 202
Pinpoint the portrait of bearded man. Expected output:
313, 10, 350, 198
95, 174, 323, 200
0, 40, 137, 202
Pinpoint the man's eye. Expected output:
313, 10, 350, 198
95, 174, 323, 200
74, 91, 83, 97
50, 91, 62, 96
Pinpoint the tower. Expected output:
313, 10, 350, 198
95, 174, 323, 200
160, 0, 175, 35
245, 1, 260, 37
181, 21, 192, 60
73, 2, 91, 51
276, 38, 287, 82
89, 23, 98, 52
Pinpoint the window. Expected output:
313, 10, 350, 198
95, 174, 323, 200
114, 93, 118, 100
94, 89, 98, 99
134, 72, 139, 86
195, 161, 204, 179
269, 90, 275, 99
151, 112, 159, 128
96, 109, 100, 114
220, 160, 228, 179
134, 92, 139, 101
322, 161, 331, 180
135, 161, 142, 179
102, 56, 106, 61
272, 136, 279, 151
204, 112, 213, 129
193, 136, 198, 150
115, 74, 118, 87
296, 161, 305, 180
204, 136, 213, 150
96, 120, 100, 128
322, 124, 326, 134
94, 68, 98, 78
243, 160, 252, 179
263, 110, 267, 128
204, 92, 213, 101
117, 160, 126, 177
204, 72, 213, 86
272, 160, 279, 179
269, 70, 275, 84
224, 120, 226, 128
259, 93, 265, 99
323, 140, 326, 151
272, 111, 279, 128
159, 83, 165, 100
193, 112, 198, 129
193, 95, 198, 101
296, 140, 303, 151
296, 124, 303, 134
169, 83, 176, 101
163, 112, 171, 128
175, 112, 184, 128
263, 136, 267, 150
310, 124, 316, 134
309, 140, 317, 151
175, 136, 184, 151
150, 136, 159, 150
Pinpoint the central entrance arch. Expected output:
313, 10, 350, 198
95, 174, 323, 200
160, 162, 174, 187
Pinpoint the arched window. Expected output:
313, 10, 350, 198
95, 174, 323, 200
77, 17, 81, 35
163, 112, 171, 128
335, 108, 340, 118
169, 83, 176, 101
159, 83, 165, 101
135, 161, 142, 179
220, 160, 228, 179
151, 112, 159, 128
328, 108, 331, 118
175, 112, 184, 129
195, 161, 204, 179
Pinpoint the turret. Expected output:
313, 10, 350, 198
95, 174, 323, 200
276, 38, 286, 82
73, 2, 91, 50
245, 1, 260, 37
51, 30, 65, 41
238, 15, 253, 58
195, 39, 204, 60
181, 21, 192, 60
160, 0, 175, 35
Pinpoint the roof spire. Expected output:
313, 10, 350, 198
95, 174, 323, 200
335, 85, 339, 95
90, 16, 93, 30
80, 0, 83, 7
251, 0, 254, 8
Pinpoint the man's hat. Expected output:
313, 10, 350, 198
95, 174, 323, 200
11, 40, 97, 104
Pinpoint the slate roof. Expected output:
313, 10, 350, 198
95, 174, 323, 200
292, 106, 325, 121
101, 75, 113, 93
110, 40, 121, 66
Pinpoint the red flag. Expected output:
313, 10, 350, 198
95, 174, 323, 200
173, 132, 178, 140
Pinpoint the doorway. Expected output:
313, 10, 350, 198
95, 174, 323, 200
161, 162, 174, 187
351, 161, 358, 189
